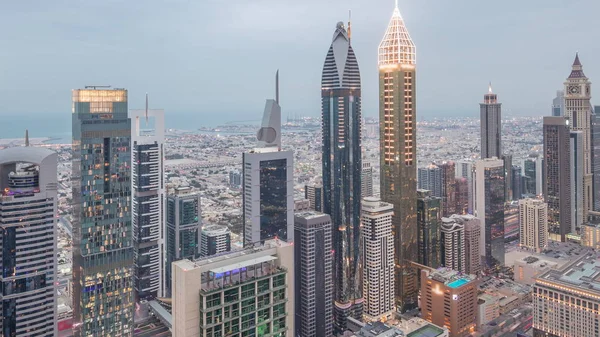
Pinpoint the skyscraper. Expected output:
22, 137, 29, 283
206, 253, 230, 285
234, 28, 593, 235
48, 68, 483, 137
418, 164, 442, 197
564, 53, 593, 223
416, 190, 442, 269
166, 186, 201, 296
72, 87, 134, 336
551, 90, 565, 116
461, 215, 482, 275
454, 177, 469, 215
361, 197, 395, 322
294, 211, 333, 337
439, 161, 456, 217
243, 72, 294, 246
378, 1, 418, 311
199, 225, 231, 257
305, 182, 325, 212
591, 109, 600, 211
321, 20, 363, 328
130, 104, 165, 300
456, 160, 474, 213
570, 130, 584, 229
472, 158, 505, 269
0, 146, 58, 337
522, 154, 543, 196
511, 165, 523, 200
501, 154, 513, 201
543, 116, 572, 242
362, 162, 374, 198
480, 84, 502, 159
518, 198, 548, 253
440, 217, 466, 273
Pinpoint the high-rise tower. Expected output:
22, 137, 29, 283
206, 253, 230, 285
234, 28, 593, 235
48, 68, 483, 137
564, 53, 593, 222
72, 87, 134, 336
378, 1, 418, 311
480, 84, 502, 159
321, 20, 363, 329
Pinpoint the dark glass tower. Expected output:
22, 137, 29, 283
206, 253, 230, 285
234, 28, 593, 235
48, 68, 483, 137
378, 2, 418, 311
480, 84, 502, 159
321, 21, 362, 331
416, 190, 442, 269
71, 87, 134, 336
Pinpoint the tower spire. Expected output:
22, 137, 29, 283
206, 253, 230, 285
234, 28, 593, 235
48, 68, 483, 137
275, 69, 279, 104
395, 0, 399, 9
488, 82, 493, 94
348, 10, 352, 42
573, 52, 581, 66
25, 129, 29, 147
145, 93, 149, 123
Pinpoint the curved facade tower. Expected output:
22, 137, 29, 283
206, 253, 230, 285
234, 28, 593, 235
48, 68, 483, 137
321, 21, 363, 331
378, 1, 418, 311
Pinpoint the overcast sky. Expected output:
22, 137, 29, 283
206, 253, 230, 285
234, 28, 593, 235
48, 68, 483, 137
1, 0, 599, 121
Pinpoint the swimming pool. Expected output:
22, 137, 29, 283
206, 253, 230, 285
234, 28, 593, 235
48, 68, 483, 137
447, 278, 470, 288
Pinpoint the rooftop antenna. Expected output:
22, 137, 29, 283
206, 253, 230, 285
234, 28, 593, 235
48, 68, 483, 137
25, 129, 29, 147
145, 93, 149, 124
395, 0, 399, 9
348, 10, 352, 42
488, 82, 493, 94
275, 69, 280, 104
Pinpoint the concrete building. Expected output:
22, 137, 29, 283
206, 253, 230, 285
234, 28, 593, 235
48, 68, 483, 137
362, 162, 374, 198
456, 161, 474, 213
321, 21, 363, 328
563, 53, 593, 226
166, 186, 201, 296
0, 146, 58, 337
462, 215, 482, 275
379, 2, 419, 311
518, 198, 548, 253
551, 90, 564, 117
440, 217, 465, 273
417, 190, 442, 269
172, 239, 294, 337
454, 177, 469, 215
543, 116, 572, 242
480, 84, 502, 159
418, 164, 442, 198
131, 106, 165, 300
533, 253, 600, 337
513, 256, 559, 285
472, 158, 505, 269
229, 170, 242, 189
439, 161, 456, 217
199, 225, 231, 257
294, 198, 311, 212
361, 197, 395, 322
522, 154, 543, 196
71, 87, 134, 336
477, 293, 500, 327
294, 211, 333, 337
421, 268, 478, 337
304, 183, 324, 212
581, 223, 600, 249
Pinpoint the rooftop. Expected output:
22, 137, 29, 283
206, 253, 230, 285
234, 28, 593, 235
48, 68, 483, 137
427, 267, 476, 289
353, 322, 404, 337
537, 253, 600, 293
295, 210, 328, 220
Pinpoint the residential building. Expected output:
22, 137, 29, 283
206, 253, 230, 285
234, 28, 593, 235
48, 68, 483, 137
378, 1, 419, 311
533, 253, 600, 337
361, 197, 395, 322
71, 87, 134, 336
229, 170, 242, 189
418, 164, 442, 197
543, 116, 572, 242
131, 105, 165, 300
518, 199, 548, 253
522, 154, 543, 196
166, 186, 201, 296
480, 84, 502, 159
502, 154, 513, 201
456, 161, 474, 213
362, 162, 374, 198
462, 215, 482, 275
172, 239, 294, 337
417, 190, 442, 269
199, 225, 231, 257
305, 183, 324, 212
511, 165, 522, 200
421, 269, 478, 337
472, 158, 505, 269
0, 146, 58, 337
454, 177, 469, 215
439, 161, 456, 217
581, 223, 600, 249
294, 211, 333, 337
477, 293, 500, 327
440, 217, 465, 273
321, 20, 363, 328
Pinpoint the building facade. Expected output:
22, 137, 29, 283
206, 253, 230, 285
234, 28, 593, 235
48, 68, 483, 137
581, 223, 600, 250
172, 240, 295, 337
570, 130, 584, 229
543, 116, 572, 242
563, 54, 593, 224
321, 21, 363, 328
532, 253, 600, 337
418, 164, 442, 198
166, 186, 201, 296
362, 162, 374, 198
502, 155, 513, 201
454, 177, 469, 215
361, 197, 395, 322
480, 85, 502, 159
472, 158, 505, 269
305, 183, 325, 212
463, 216, 482, 275
522, 154, 543, 196
378, 2, 419, 311
294, 211, 333, 337
518, 198, 548, 253
551, 90, 564, 117
0, 147, 58, 337
71, 87, 134, 336
130, 107, 165, 300
421, 269, 478, 337
417, 190, 442, 269
439, 161, 456, 217
592, 110, 600, 211
440, 217, 466, 273
199, 225, 231, 257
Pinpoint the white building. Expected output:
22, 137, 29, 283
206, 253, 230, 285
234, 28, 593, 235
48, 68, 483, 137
518, 198, 548, 253
131, 106, 166, 299
362, 162, 374, 198
513, 256, 558, 285
361, 197, 395, 322
440, 216, 466, 272
172, 239, 295, 337
0, 146, 58, 336
199, 225, 231, 257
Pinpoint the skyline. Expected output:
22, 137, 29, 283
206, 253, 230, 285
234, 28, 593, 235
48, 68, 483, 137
1, 0, 599, 121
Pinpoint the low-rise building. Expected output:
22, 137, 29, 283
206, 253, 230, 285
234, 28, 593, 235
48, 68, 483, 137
513, 256, 559, 285
477, 293, 500, 327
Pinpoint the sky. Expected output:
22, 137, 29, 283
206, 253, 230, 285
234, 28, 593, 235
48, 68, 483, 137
1, 0, 599, 123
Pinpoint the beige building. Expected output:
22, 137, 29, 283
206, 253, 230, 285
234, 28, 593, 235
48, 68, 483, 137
172, 239, 294, 337
581, 223, 600, 249
421, 269, 478, 337
477, 293, 500, 327
518, 198, 548, 253
513, 256, 559, 285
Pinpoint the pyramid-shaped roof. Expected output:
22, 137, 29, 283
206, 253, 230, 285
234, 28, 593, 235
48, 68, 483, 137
378, 2, 416, 66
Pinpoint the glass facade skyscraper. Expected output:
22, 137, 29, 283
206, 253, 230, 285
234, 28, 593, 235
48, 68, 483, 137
321, 21, 363, 330
71, 87, 134, 336
416, 190, 442, 269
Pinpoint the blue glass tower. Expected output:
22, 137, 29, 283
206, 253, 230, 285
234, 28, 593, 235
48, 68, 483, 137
321, 21, 362, 331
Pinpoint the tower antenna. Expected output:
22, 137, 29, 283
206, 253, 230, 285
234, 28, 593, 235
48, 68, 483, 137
25, 129, 29, 147
275, 69, 279, 104
145, 93, 149, 123
348, 10, 352, 42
